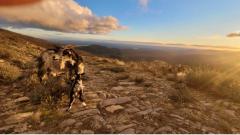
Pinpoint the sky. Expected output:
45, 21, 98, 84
1, 0, 240, 47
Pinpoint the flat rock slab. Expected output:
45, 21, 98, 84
14, 97, 30, 103
119, 82, 135, 86
154, 126, 174, 134
116, 124, 136, 132
72, 109, 100, 117
120, 128, 135, 134
81, 130, 94, 134
59, 119, 76, 128
4, 112, 33, 124
99, 97, 132, 108
105, 105, 124, 113
111, 86, 125, 91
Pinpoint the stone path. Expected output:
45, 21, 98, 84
1, 56, 240, 133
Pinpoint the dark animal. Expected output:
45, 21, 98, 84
37, 46, 86, 111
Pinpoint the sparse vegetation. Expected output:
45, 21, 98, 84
0, 61, 22, 83
186, 66, 240, 103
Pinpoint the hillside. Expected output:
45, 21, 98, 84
1, 29, 240, 133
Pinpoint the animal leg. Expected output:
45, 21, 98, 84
79, 79, 86, 106
67, 94, 75, 111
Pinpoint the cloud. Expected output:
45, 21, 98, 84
0, 0, 124, 34
227, 32, 240, 38
139, 0, 150, 9
0, 0, 42, 6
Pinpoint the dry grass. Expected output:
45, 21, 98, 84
186, 66, 240, 103
0, 62, 22, 83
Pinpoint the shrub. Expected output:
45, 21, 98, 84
186, 67, 219, 90
0, 62, 22, 83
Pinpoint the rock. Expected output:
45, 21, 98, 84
169, 114, 184, 120
0, 59, 4, 63
81, 130, 94, 134
111, 86, 125, 91
120, 128, 135, 134
14, 123, 29, 133
136, 109, 153, 116
154, 126, 174, 134
105, 105, 124, 113
71, 129, 79, 134
24, 130, 44, 134
144, 126, 155, 133
224, 110, 236, 118
0, 125, 15, 132
116, 124, 136, 132
83, 115, 106, 130
115, 60, 125, 66
14, 97, 30, 103
119, 82, 135, 86
63, 127, 70, 133
75, 122, 83, 127
86, 93, 99, 99
59, 119, 76, 128
72, 109, 100, 117
97, 92, 107, 99
125, 107, 140, 114
99, 97, 132, 108
178, 128, 189, 133
5, 112, 33, 124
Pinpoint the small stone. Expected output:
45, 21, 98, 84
115, 60, 125, 66
105, 105, 124, 113
0, 59, 5, 63
224, 110, 236, 118
81, 130, 94, 134
71, 129, 79, 134
75, 122, 83, 127
125, 107, 140, 113
59, 119, 76, 128
154, 126, 173, 134
72, 109, 100, 117
111, 86, 125, 91
119, 82, 135, 86
116, 124, 136, 132
120, 128, 135, 134
169, 114, 184, 120
99, 97, 132, 108
136, 109, 152, 116
14, 97, 30, 103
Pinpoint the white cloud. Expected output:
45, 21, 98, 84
227, 31, 240, 37
139, 0, 150, 9
0, 0, 124, 34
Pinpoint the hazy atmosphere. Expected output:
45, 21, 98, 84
1, 0, 240, 47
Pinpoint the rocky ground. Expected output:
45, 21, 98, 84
1, 29, 240, 133
1, 55, 240, 134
